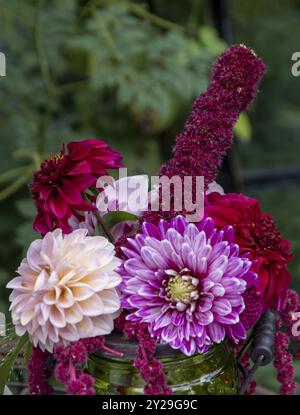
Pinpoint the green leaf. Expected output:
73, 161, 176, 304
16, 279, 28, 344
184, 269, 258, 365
234, 113, 252, 142
102, 211, 138, 229
23, 341, 33, 364
198, 26, 226, 53
0, 333, 28, 395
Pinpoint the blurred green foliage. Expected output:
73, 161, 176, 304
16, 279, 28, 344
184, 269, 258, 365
0, 0, 300, 393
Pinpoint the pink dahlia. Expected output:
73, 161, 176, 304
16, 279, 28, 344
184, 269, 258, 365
7, 229, 122, 352
31, 139, 122, 234
120, 216, 258, 356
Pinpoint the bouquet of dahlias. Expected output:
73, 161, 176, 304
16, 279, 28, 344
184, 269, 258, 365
2, 45, 300, 396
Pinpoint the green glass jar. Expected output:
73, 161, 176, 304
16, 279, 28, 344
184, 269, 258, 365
88, 334, 239, 395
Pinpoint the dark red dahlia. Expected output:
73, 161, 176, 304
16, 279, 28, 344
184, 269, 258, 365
205, 192, 292, 310
31, 139, 122, 234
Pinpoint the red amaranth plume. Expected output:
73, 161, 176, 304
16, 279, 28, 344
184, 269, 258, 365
28, 347, 53, 395
159, 44, 266, 189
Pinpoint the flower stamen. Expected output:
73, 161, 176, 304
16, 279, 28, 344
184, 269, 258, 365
165, 270, 199, 308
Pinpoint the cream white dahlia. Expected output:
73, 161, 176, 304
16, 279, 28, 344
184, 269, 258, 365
7, 229, 121, 352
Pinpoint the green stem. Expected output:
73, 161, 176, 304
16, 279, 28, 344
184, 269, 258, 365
95, 212, 115, 243
96, 14, 123, 62
0, 168, 34, 201
81, 0, 183, 31
0, 334, 28, 395
0, 166, 29, 185
128, 2, 183, 32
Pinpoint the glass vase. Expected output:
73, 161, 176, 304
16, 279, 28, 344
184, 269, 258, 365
88, 334, 239, 395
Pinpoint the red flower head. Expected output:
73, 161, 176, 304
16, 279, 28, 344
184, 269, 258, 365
205, 192, 292, 311
31, 139, 122, 234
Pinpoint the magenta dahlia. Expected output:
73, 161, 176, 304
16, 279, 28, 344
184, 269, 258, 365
31, 139, 122, 234
120, 216, 258, 356
205, 192, 292, 310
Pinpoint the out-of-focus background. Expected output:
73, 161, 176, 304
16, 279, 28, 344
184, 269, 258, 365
0, 0, 300, 392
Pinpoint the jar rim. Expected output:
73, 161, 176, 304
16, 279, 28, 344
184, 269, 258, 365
93, 332, 223, 360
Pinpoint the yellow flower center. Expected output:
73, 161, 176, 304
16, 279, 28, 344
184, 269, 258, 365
166, 272, 199, 305
54, 152, 64, 163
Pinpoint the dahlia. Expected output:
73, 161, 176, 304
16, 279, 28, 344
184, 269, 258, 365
7, 229, 122, 352
120, 216, 257, 356
31, 139, 122, 234
205, 192, 292, 310
96, 175, 149, 216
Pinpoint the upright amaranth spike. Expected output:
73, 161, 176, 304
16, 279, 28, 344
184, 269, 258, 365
159, 44, 266, 188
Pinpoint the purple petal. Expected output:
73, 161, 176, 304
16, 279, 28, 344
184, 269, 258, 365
198, 295, 213, 312
137, 284, 157, 297
128, 295, 160, 308
142, 222, 161, 239
210, 283, 225, 297
196, 256, 207, 275
180, 338, 196, 356
171, 310, 184, 326
221, 277, 243, 293
212, 299, 232, 316
225, 257, 244, 275
225, 294, 244, 307
153, 310, 172, 330
198, 217, 215, 238
124, 258, 147, 274
229, 244, 239, 257
141, 246, 168, 269
161, 323, 178, 342
195, 310, 213, 325
215, 312, 239, 325
209, 241, 229, 263
172, 215, 187, 235
243, 271, 258, 287
185, 223, 199, 242
227, 321, 246, 341
207, 269, 223, 283
223, 226, 234, 243
166, 228, 183, 253
192, 231, 206, 253
135, 306, 162, 322
208, 322, 225, 343
209, 230, 224, 246
121, 247, 141, 260
202, 279, 214, 292
209, 254, 228, 273
158, 220, 170, 239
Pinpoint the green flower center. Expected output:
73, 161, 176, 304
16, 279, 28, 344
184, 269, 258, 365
166, 271, 199, 306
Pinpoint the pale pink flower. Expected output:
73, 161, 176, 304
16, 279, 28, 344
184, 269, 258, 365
7, 229, 121, 352
206, 181, 224, 195
96, 175, 149, 216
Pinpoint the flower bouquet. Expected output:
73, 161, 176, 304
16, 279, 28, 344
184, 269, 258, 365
2, 45, 300, 395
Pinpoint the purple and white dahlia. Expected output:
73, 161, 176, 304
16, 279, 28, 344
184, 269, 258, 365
120, 216, 258, 356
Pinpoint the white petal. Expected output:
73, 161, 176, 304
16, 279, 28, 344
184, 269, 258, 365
76, 317, 94, 338
70, 284, 94, 301
33, 270, 49, 292
26, 239, 43, 271
49, 305, 66, 328
100, 289, 120, 314
78, 294, 104, 316
92, 315, 114, 335
64, 303, 83, 324
57, 286, 75, 309
20, 308, 35, 325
